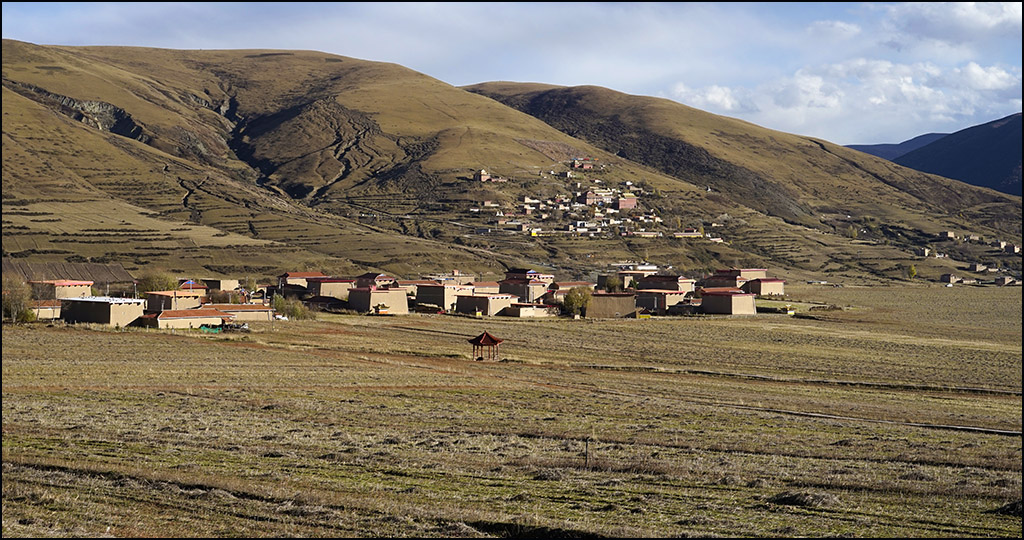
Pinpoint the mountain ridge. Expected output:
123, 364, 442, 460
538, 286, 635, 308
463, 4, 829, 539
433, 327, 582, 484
3, 40, 1020, 283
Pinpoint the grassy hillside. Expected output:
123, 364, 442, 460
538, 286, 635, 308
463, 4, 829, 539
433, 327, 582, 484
464, 83, 1022, 249
3, 40, 1021, 283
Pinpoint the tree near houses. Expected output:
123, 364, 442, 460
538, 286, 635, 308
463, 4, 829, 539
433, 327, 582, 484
562, 286, 593, 316
136, 271, 178, 293
2, 275, 35, 323
603, 274, 623, 293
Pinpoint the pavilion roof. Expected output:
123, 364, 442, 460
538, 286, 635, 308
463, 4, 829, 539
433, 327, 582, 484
467, 331, 504, 346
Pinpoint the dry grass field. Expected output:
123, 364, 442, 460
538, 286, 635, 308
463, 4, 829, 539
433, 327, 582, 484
2, 285, 1021, 537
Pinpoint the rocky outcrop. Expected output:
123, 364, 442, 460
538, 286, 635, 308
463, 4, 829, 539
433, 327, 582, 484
3, 78, 150, 143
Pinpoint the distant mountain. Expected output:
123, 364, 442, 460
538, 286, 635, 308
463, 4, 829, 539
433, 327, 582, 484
847, 133, 948, 161
892, 113, 1022, 197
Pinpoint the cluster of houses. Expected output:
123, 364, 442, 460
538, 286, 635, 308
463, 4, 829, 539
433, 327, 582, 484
272, 263, 786, 319
26, 278, 274, 329
467, 160, 723, 242
17, 260, 788, 329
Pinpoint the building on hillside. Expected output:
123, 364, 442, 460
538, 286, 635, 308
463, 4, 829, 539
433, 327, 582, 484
913, 247, 931, 257
742, 278, 786, 296
635, 289, 691, 315
136, 308, 235, 330
699, 289, 756, 315
199, 303, 275, 322
456, 293, 518, 317
938, 231, 957, 239
354, 272, 397, 289
636, 275, 696, 293
615, 194, 638, 210
306, 277, 356, 300
28, 279, 93, 300
967, 263, 987, 272
277, 271, 327, 290
145, 290, 205, 312
585, 292, 637, 318
347, 287, 409, 315
416, 282, 474, 312
498, 278, 549, 303
61, 297, 145, 327
940, 274, 962, 284
994, 276, 1018, 286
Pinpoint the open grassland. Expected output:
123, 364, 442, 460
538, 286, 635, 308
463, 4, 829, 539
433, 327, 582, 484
3, 286, 1021, 537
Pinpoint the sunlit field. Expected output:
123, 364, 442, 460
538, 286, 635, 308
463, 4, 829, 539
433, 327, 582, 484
3, 285, 1020, 537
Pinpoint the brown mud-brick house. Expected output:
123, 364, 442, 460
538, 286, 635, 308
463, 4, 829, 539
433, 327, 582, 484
277, 271, 328, 290
636, 275, 696, 293
585, 292, 637, 318
499, 278, 549, 303
199, 303, 275, 322
306, 277, 356, 301
61, 296, 146, 327
29, 279, 93, 300
503, 303, 559, 318
348, 287, 409, 315
699, 288, 756, 315
635, 289, 691, 315
137, 308, 235, 330
145, 289, 205, 312
456, 293, 518, 317
201, 278, 240, 292
354, 272, 397, 289
742, 278, 786, 296
415, 282, 474, 312
468, 281, 501, 294
542, 281, 597, 304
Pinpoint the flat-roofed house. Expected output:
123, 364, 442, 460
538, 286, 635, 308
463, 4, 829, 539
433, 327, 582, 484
29, 299, 62, 321
635, 289, 690, 315
137, 308, 235, 330
396, 280, 442, 300
499, 279, 549, 303
503, 268, 555, 284
543, 281, 597, 304
636, 275, 696, 293
585, 292, 637, 318
29, 279, 93, 299
306, 277, 356, 300
469, 281, 501, 294
503, 302, 559, 318
742, 278, 786, 296
145, 290, 205, 312
61, 296, 146, 327
354, 272, 397, 289
277, 271, 327, 290
348, 287, 409, 315
202, 278, 240, 291
456, 293, 518, 317
199, 303, 275, 321
416, 282, 474, 312
699, 289, 756, 315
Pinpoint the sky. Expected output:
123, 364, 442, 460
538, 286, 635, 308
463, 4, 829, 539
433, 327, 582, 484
2, 2, 1021, 145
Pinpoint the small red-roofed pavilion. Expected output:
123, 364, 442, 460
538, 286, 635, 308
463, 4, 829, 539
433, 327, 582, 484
468, 331, 503, 362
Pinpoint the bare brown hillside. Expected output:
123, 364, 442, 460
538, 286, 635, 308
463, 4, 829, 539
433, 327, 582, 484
3, 40, 1020, 282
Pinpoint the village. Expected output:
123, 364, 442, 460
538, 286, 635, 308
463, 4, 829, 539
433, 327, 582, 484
3, 159, 1019, 330
11, 262, 793, 331
465, 159, 724, 241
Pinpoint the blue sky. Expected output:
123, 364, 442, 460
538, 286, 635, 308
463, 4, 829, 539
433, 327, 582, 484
3, 2, 1021, 145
